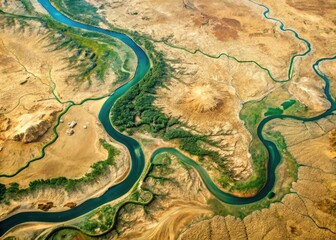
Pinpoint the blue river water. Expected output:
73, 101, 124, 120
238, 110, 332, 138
0, 0, 335, 236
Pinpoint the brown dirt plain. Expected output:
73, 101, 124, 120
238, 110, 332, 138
34, 154, 214, 240
261, 0, 336, 113
1, 0, 336, 239
0, 16, 64, 177
87, 0, 334, 187
9, 126, 335, 239
0, 16, 118, 178
104, 118, 335, 239
0, 2, 135, 220
90, 0, 334, 238
95, 0, 306, 78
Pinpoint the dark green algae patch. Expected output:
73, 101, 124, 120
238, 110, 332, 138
264, 99, 296, 116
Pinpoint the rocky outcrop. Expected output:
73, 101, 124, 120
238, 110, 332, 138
66, 128, 74, 136
0, 117, 10, 133
68, 121, 77, 128
64, 202, 77, 209
37, 202, 54, 211
13, 120, 51, 143
11, 110, 58, 143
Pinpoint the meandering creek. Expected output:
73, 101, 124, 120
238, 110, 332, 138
0, 0, 335, 236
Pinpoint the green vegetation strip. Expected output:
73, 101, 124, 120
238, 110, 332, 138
111, 39, 232, 185
0, 10, 134, 178
0, 91, 112, 178
208, 130, 299, 218
42, 158, 156, 240
50, 0, 105, 26
106, 0, 312, 191
0, 0, 319, 226
0, 139, 117, 203
42, 15, 135, 83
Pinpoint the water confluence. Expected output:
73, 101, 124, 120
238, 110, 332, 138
0, 0, 334, 236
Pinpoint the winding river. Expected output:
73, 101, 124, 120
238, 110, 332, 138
0, 0, 335, 236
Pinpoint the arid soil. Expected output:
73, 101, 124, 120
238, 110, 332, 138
320, 59, 336, 99
96, 154, 213, 240
90, 0, 333, 115
87, 0, 333, 186
263, 0, 336, 113
154, 42, 264, 182
93, 0, 305, 79
0, 10, 135, 180
1, 0, 335, 239
178, 116, 336, 239
0, 2, 135, 222
3, 154, 214, 239
0, 16, 65, 177
6, 118, 336, 239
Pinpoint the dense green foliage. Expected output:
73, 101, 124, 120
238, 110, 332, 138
51, 0, 105, 26
237, 86, 308, 192
42, 16, 134, 83
0, 12, 135, 85
46, 229, 95, 240
111, 40, 229, 177
111, 41, 169, 132
20, 0, 34, 14
238, 100, 272, 192
81, 204, 115, 233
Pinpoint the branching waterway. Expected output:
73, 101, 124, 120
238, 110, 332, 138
0, 0, 335, 236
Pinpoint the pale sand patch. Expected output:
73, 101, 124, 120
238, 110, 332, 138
145, 204, 212, 240
0, 17, 65, 177
0, 11, 137, 183
1, 99, 107, 187
0, 98, 131, 220
90, 0, 305, 79
154, 42, 258, 182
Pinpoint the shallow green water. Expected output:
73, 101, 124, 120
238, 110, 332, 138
0, 0, 335, 236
